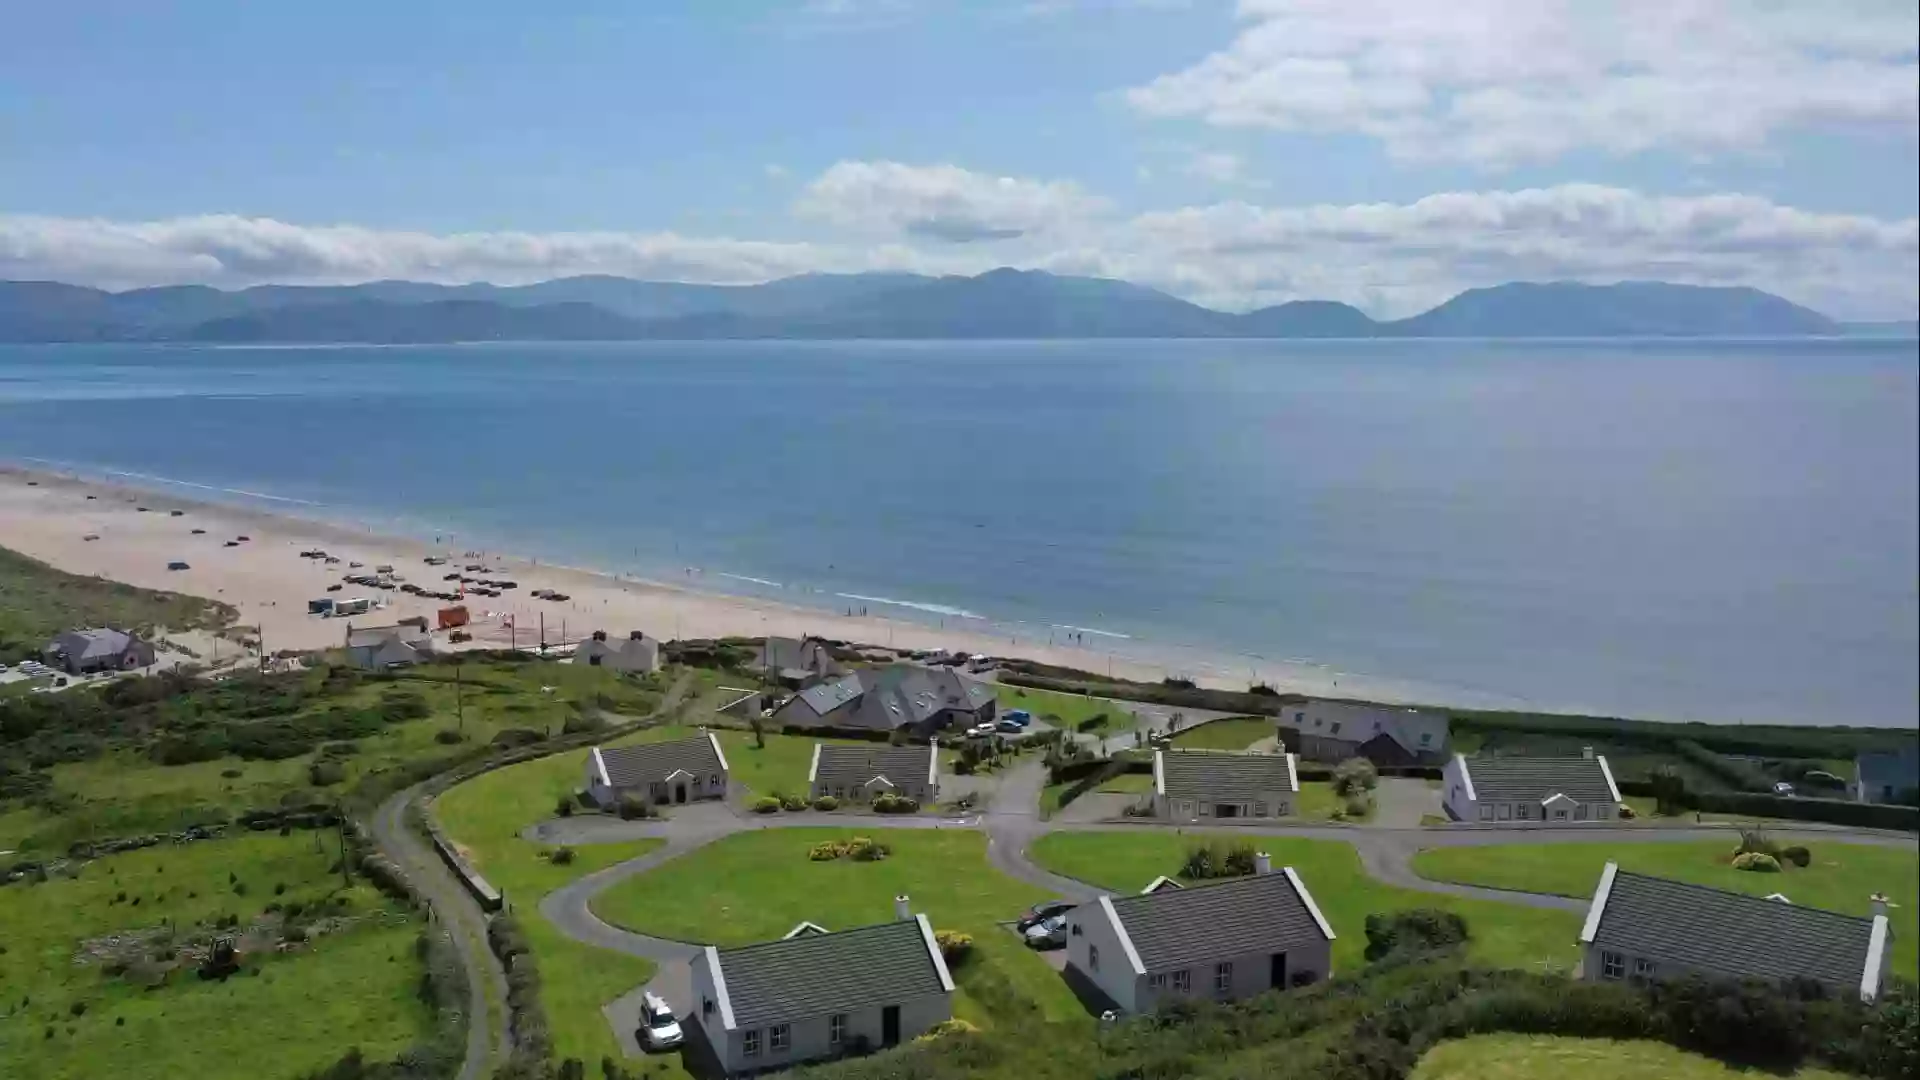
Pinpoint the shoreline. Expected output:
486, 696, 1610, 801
1, 463, 1491, 706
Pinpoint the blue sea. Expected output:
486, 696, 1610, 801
2, 339, 1915, 728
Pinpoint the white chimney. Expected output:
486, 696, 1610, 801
1870, 893, 1890, 920
1254, 852, 1272, 876
894, 894, 912, 921
1581, 746, 1594, 760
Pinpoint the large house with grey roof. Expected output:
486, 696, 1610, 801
809, 742, 940, 806
1852, 746, 1919, 806
1066, 853, 1333, 1014
585, 732, 730, 809
572, 629, 660, 675
755, 636, 845, 687
1152, 748, 1298, 821
1442, 752, 1620, 824
770, 664, 995, 735
1578, 863, 1894, 1003
1279, 700, 1449, 767
42, 627, 157, 675
343, 623, 434, 670
690, 898, 954, 1075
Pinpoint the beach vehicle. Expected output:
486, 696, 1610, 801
224, 540, 239, 547
331, 597, 373, 617
309, 598, 335, 615
376, 564, 394, 574
236, 535, 249, 541
170, 510, 183, 516
83, 534, 100, 542
546, 592, 571, 602
437, 606, 470, 630
167, 560, 190, 571
191, 528, 206, 534
967, 654, 994, 671
326, 584, 343, 592
444, 573, 463, 581
349, 561, 363, 568
449, 630, 472, 643
638, 993, 684, 1051
137, 506, 150, 512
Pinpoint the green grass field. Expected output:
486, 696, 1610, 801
1296, 780, 1370, 821
713, 729, 909, 800
2, 659, 669, 854
997, 684, 1138, 735
1095, 771, 1155, 794
1410, 1034, 1854, 1080
1410, 839, 1918, 978
591, 828, 1091, 1031
1030, 832, 1582, 973
433, 729, 692, 1066
1166, 716, 1273, 750
0, 543, 234, 665
0, 831, 430, 1080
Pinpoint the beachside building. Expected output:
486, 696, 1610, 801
690, 898, 953, 1076
808, 742, 940, 806
754, 636, 846, 686
1152, 749, 1298, 821
1277, 700, 1449, 767
1065, 853, 1334, 1014
41, 627, 157, 675
1852, 747, 1920, 806
1442, 752, 1620, 823
572, 630, 661, 675
770, 664, 995, 734
585, 731, 730, 808
1577, 862, 1894, 1002
343, 623, 434, 670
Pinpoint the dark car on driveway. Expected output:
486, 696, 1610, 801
1016, 900, 1076, 932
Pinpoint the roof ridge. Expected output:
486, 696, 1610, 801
717, 916, 923, 957
1611, 868, 1876, 926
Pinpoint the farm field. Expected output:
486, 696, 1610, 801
1410, 1034, 1855, 1080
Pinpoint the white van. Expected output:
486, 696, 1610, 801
639, 992, 683, 1051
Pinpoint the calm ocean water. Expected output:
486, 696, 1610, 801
2, 339, 1915, 727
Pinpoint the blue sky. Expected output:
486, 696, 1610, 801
3, 1, 1916, 317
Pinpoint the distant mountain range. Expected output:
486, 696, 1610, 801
0, 270, 1873, 344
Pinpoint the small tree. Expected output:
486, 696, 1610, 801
750, 716, 765, 749
1332, 758, 1379, 797
1649, 765, 1688, 817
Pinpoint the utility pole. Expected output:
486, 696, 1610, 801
456, 661, 465, 732
334, 802, 351, 890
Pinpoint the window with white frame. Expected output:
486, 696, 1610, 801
1254, 801, 1268, 816
1172, 969, 1191, 994
1631, 958, 1655, 984
1479, 805, 1494, 821
1089, 944, 1100, 971
1148, 972, 1167, 992
1601, 951, 1625, 980
770, 1024, 790, 1052
829, 1014, 847, 1046
1497, 804, 1512, 820
1214, 962, 1233, 995
744, 1029, 761, 1057
1198, 804, 1211, 816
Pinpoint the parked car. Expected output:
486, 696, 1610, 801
1017, 900, 1076, 932
545, 592, 571, 602
995, 718, 1025, 733
638, 992, 684, 1051
191, 528, 207, 535
966, 722, 997, 738
1023, 914, 1069, 949
1004, 709, 1032, 726
1772, 781, 1796, 797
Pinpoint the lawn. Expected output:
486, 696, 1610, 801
0, 831, 430, 1080
591, 828, 1092, 1031
1030, 832, 1582, 974
1411, 1034, 1854, 1080
1297, 780, 1370, 821
1410, 839, 1919, 978
1096, 771, 1155, 794
997, 683, 1138, 735
1166, 716, 1273, 750
433, 735, 683, 1067
0, 542, 235, 665
712, 729, 908, 800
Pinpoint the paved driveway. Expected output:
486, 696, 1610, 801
1368, 777, 1440, 828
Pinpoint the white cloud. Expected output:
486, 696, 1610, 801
1127, 0, 1920, 165
794, 160, 1111, 242
5, 181, 1913, 318
1181, 151, 1265, 187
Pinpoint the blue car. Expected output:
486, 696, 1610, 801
1004, 709, 1032, 726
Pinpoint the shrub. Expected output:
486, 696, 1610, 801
377, 691, 431, 722
811, 795, 839, 811
546, 846, 575, 866
433, 729, 466, 745
1649, 974, 1810, 1067
847, 836, 890, 862
808, 841, 849, 861
750, 796, 781, 814
1181, 840, 1259, 881
778, 793, 808, 812
220, 768, 243, 779
1736, 827, 1779, 858
554, 796, 574, 818
934, 930, 974, 965
1732, 852, 1781, 873
1781, 845, 1811, 868
1332, 758, 1379, 797
1343, 795, 1372, 818
307, 760, 346, 786
615, 794, 652, 821
1618, 803, 1638, 819
915, 1018, 979, 1043
490, 728, 543, 749
871, 793, 920, 814
1364, 909, 1471, 961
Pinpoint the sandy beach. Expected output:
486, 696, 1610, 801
0, 466, 1472, 704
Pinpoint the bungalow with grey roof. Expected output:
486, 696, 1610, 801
1152, 748, 1298, 821
770, 664, 994, 734
42, 627, 157, 675
1066, 853, 1333, 1014
585, 731, 729, 809
343, 623, 434, 670
690, 896, 953, 1076
808, 741, 940, 806
571, 629, 661, 675
1442, 751, 1620, 824
1852, 747, 1919, 806
1278, 700, 1449, 767
1578, 862, 1894, 1002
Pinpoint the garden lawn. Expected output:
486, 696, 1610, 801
1030, 832, 1582, 973
591, 828, 1092, 1031
713, 730, 895, 800
1409, 839, 1919, 978
1167, 716, 1273, 750
1296, 780, 1370, 821
433, 749, 675, 1067
1095, 771, 1155, 794
0, 832, 428, 1080
997, 684, 1138, 735
1411, 1034, 1854, 1080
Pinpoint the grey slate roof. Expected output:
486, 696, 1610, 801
47, 628, 134, 661
598, 734, 725, 788
792, 672, 866, 718
1856, 748, 1919, 797
345, 624, 431, 649
814, 744, 935, 789
1463, 756, 1613, 803
1159, 749, 1295, 801
855, 665, 993, 729
1285, 701, 1449, 757
1589, 869, 1877, 989
1107, 869, 1330, 971
716, 917, 946, 1026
